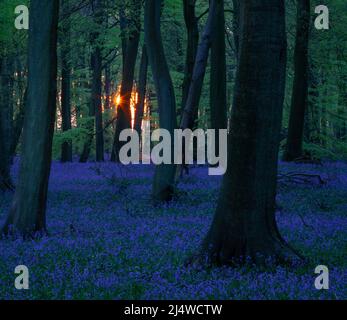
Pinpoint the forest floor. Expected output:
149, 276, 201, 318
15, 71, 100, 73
0, 160, 346, 299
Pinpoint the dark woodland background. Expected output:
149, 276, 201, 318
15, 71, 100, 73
0, 0, 346, 300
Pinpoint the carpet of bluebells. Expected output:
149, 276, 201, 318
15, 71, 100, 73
0, 159, 346, 300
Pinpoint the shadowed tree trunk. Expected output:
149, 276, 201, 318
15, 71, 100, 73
283, 0, 310, 161
79, 100, 95, 162
197, 0, 300, 265
111, 0, 141, 162
2, 0, 59, 236
210, 0, 227, 156
180, 0, 216, 130
60, 0, 73, 162
134, 44, 148, 135
175, 0, 216, 180
181, 0, 199, 115
232, 0, 242, 62
145, 0, 177, 202
10, 88, 26, 160
79, 0, 104, 163
93, 45, 104, 162
104, 66, 111, 110
0, 56, 14, 191
92, 0, 104, 162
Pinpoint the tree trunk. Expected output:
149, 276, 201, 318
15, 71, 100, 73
10, 88, 26, 160
111, 0, 141, 162
134, 44, 148, 135
2, 0, 59, 237
181, 0, 199, 115
93, 46, 104, 162
210, 0, 227, 156
232, 0, 243, 62
79, 0, 104, 163
180, 0, 216, 130
60, 0, 73, 162
283, 0, 310, 161
145, 0, 177, 202
175, 0, 217, 180
0, 56, 14, 191
104, 65, 111, 110
199, 0, 300, 265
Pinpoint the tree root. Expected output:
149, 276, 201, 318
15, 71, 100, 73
278, 172, 326, 185
185, 236, 306, 270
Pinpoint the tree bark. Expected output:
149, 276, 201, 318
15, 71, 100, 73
111, 0, 141, 162
60, 0, 73, 162
134, 44, 148, 135
2, 0, 59, 237
210, 0, 227, 155
180, 0, 216, 130
93, 46, 104, 162
0, 56, 14, 191
175, 0, 217, 180
145, 0, 177, 202
232, 0, 243, 62
181, 0, 199, 115
104, 65, 111, 110
79, 0, 104, 163
283, 0, 310, 161
199, 0, 300, 265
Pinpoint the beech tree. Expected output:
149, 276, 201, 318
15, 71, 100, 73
181, 0, 199, 113
210, 0, 227, 155
2, 0, 59, 237
111, 0, 141, 162
80, 0, 104, 163
199, 0, 300, 265
283, 0, 310, 161
145, 0, 177, 201
134, 44, 148, 135
60, 0, 73, 163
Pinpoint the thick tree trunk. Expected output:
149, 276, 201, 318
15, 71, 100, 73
181, 0, 199, 115
134, 44, 148, 135
210, 0, 227, 155
111, 0, 141, 162
199, 0, 300, 265
145, 0, 177, 202
283, 0, 310, 161
60, 0, 73, 162
2, 0, 59, 236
